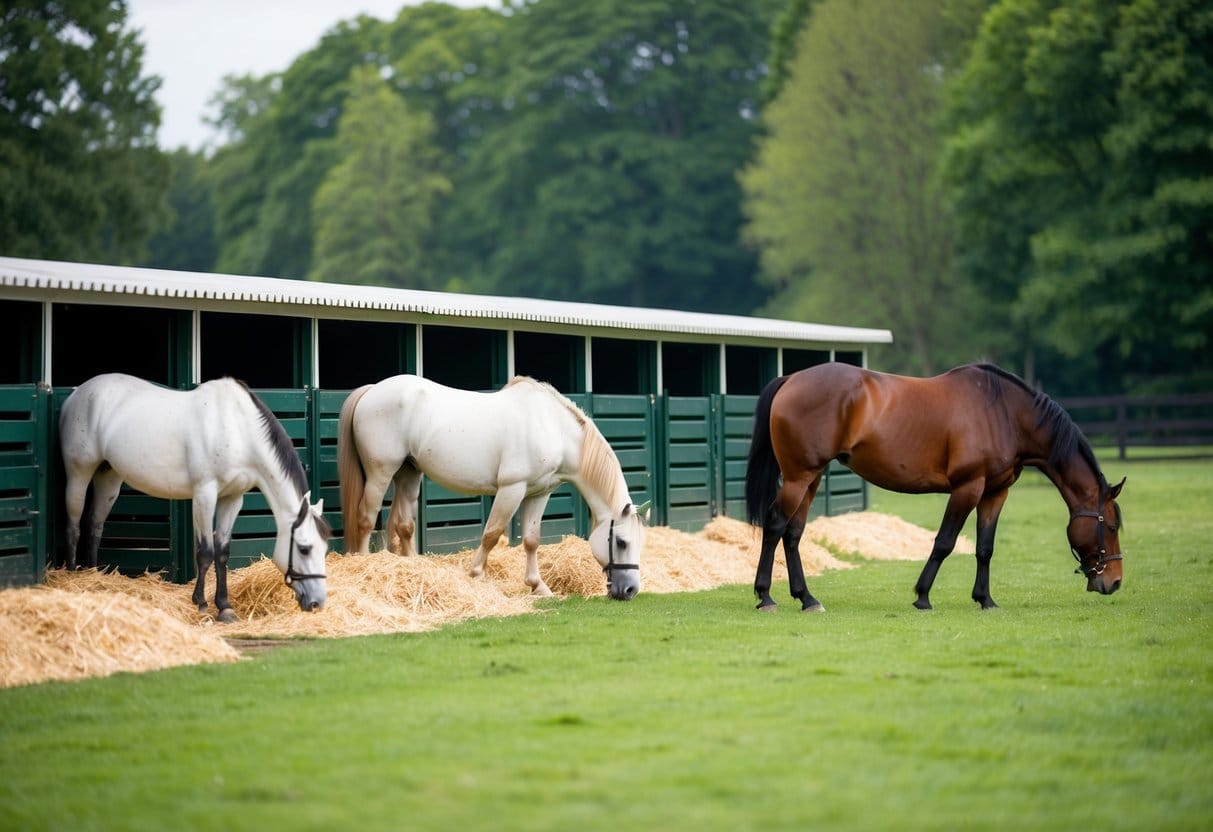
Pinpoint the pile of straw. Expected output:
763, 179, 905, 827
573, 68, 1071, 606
0, 587, 239, 689
2, 511, 940, 689
804, 512, 974, 559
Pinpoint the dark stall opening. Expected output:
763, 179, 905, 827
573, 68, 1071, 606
783, 348, 832, 375
422, 325, 505, 391
52, 304, 186, 387
0, 300, 41, 384
591, 337, 655, 394
725, 345, 778, 395
319, 319, 415, 389
201, 311, 302, 388
662, 342, 719, 397
835, 350, 864, 367
514, 331, 583, 393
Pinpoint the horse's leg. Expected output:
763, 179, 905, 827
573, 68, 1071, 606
468, 482, 526, 579
62, 466, 95, 570
754, 474, 814, 611
913, 481, 983, 610
190, 486, 219, 615
754, 506, 786, 611
356, 468, 395, 554
785, 474, 825, 612
212, 494, 243, 623
387, 466, 422, 557
85, 467, 124, 569
518, 493, 553, 596
970, 489, 1009, 610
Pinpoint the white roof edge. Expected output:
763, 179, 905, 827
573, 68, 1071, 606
0, 256, 893, 345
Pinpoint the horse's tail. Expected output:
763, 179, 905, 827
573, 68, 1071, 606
338, 384, 374, 553
745, 374, 790, 527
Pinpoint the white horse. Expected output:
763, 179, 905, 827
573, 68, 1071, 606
59, 373, 331, 621
337, 375, 649, 600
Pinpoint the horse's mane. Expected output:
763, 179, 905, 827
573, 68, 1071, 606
970, 364, 1106, 486
233, 378, 311, 498
504, 376, 622, 507
504, 375, 587, 427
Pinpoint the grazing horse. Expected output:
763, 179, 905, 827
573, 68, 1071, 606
59, 373, 331, 621
745, 362, 1125, 611
337, 375, 649, 600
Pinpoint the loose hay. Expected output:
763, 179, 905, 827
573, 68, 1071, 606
4, 511, 940, 689
0, 586, 239, 689
804, 512, 974, 560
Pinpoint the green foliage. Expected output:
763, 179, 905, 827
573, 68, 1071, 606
0, 456, 1208, 830
759, 0, 818, 104
310, 67, 452, 289
741, 0, 986, 375
943, 0, 1213, 391
143, 149, 217, 272
0, 0, 167, 263
445, 0, 780, 313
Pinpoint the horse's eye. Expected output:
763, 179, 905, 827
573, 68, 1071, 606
616, 538, 628, 551
298, 544, 312, 557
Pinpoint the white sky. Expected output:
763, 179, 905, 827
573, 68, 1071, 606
128, 0, 492, 151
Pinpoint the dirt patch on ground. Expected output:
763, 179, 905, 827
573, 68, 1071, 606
1, 512, 957, 688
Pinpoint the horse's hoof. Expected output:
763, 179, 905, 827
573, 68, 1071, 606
802, 603, 825, 613
529, 584, 553, 597
913, 599, 932, 611
756, 602, 777, 613
197, 602, 208, 613
217, 608, 239, 624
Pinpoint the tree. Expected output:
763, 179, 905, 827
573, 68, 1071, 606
943, 0, 1213, 392
760, 0, 818, 104
741, 0, 983, 375
143, 149, 218, 272
309, 66, 452, 288
0, 0, 167, 263
204, 4, 506, 281
445, 0, 781, 313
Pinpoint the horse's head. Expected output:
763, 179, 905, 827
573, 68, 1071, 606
588, 501, 650, 601
282, 492, 331, 611
1068, 477, 1125, 595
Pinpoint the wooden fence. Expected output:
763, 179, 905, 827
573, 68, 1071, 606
1059, 392, 1213, 459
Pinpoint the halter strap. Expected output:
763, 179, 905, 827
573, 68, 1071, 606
284, 507, 325, 585
603, 518, 639, 576
1068, 505, 1122, 578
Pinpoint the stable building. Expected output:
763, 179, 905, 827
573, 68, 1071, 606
0, 256, 892, 587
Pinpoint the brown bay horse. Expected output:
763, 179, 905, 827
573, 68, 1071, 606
745, 363, 1124, 611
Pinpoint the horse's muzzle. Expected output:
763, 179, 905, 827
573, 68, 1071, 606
607, 572, 640, 601
292, 578, 327, 612
1086, 571, 1122, 595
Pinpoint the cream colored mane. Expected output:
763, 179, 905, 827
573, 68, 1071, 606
505, 376, 621, 507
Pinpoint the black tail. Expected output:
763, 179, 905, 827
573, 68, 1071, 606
745, 375, 790, 526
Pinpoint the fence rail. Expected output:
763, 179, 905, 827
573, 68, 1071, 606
1059, 392, 1213, 459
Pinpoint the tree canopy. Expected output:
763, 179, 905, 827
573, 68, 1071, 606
4, 0, 1207, 394
0, 0, 166, 263
741, 0, 982, 375
943, 0, 1213, 390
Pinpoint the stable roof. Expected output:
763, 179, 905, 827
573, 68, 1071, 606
0, 256, 892, 346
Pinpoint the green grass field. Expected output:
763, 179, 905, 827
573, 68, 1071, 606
1, 455, 1209, 831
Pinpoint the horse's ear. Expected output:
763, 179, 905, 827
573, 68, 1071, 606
1109, 477, 1126, 499
313, 498, 325, 515
634, 501, 651, 522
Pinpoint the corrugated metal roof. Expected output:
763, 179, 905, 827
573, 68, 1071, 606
0, 256, 893, 345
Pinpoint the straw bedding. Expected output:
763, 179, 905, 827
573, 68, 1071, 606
1, 511, 957, 689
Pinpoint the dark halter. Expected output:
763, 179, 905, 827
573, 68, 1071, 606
1068, 495, 1123, 578
603, 518, 639, 580
284, 506, 325, 586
